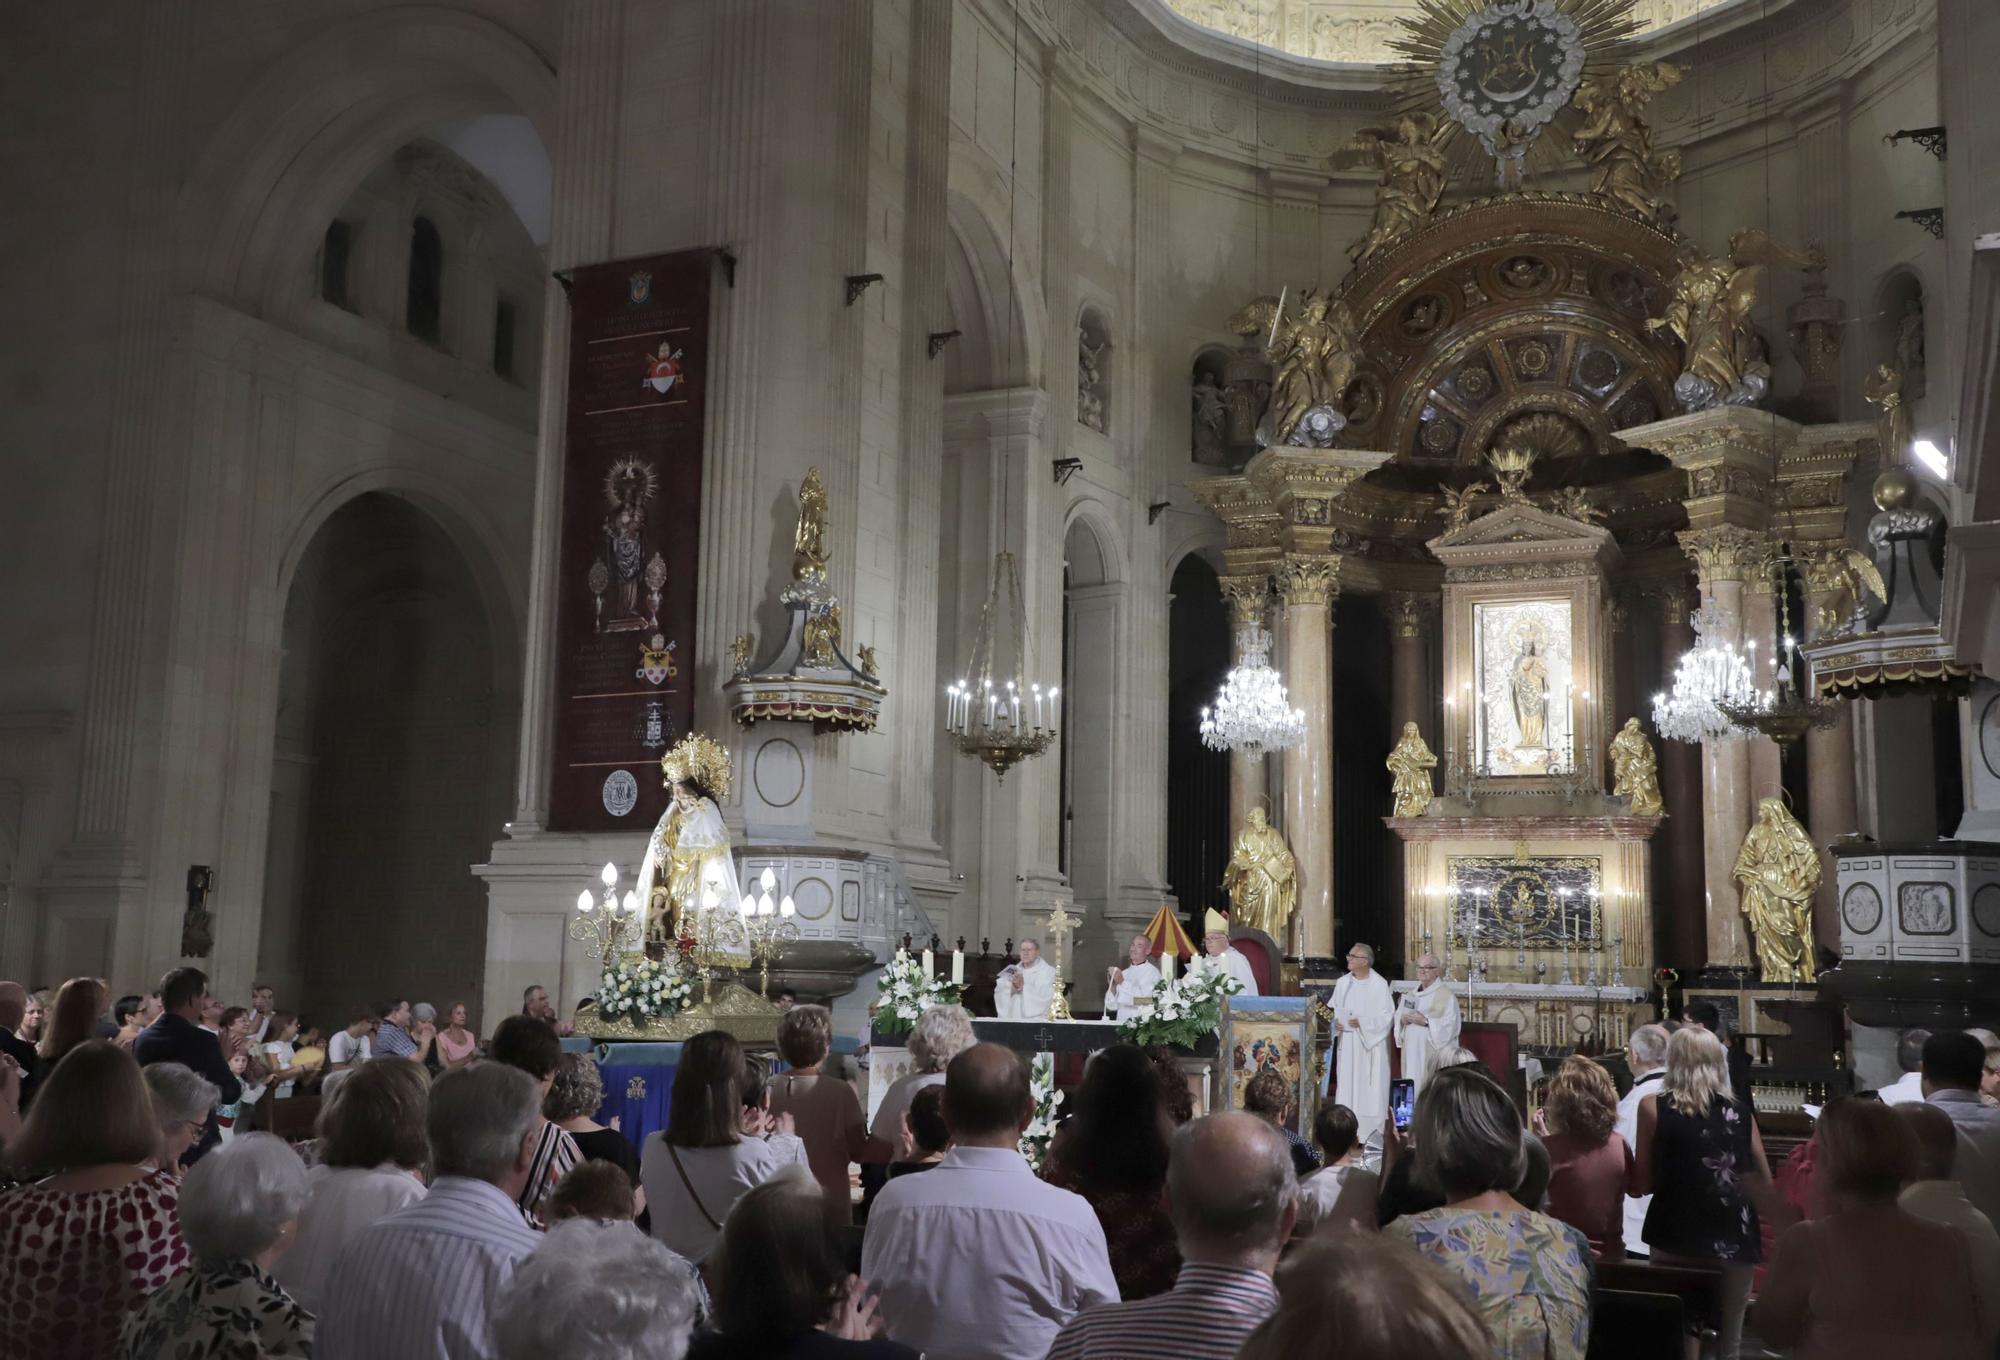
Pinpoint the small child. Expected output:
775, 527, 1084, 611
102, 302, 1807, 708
547, 1159, 637, 1224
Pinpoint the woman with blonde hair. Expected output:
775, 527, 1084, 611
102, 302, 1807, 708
1634, 1025, 1788, 1360
1537, 1055, 1632, 1259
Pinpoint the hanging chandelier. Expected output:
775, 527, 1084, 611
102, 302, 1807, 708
1651, 603, 1759, 744
1199, 622, 1307, 756
942, 551, 1058, 779
1717, 547, 1844, 745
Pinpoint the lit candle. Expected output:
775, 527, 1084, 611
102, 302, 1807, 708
922, 947, 934, 977
1162, 951, 1175, 982
951, 949, 965, 986
575, 889, 594, 915
780, 895, 796, 918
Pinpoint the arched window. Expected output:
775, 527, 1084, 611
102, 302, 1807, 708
406, 216, 444, 344
319, 220, 354, 311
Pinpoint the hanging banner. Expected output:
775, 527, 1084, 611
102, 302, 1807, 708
547, 249, 714, 832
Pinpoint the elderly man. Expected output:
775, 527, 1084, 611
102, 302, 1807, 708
1896, 1102, 2000, 1314
1195, 908, 1259, 995
864, 1043, 1116, 1359
1048, 1112, 1296, 1360
1923, 1030, 2000, 1227
493, 1220, 701, 1360
1394, 952, 1461, 1095
1876, 1027, 1931, 1105
317, 1063, 546, 1360
994, 938, 1057, 1021
1104, 934, 1162, 1019
1330, 944, 1393, 1145
1616, 1023, 1669, 1259
521, 983, 576, 1036
372, 997, 437, 1064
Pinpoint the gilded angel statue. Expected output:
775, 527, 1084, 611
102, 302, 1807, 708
1228, 289, 1360, 448
1648, 230, 1813, 412
1438, 481, 1490, 534
1546, 486, 1606, 526
1572, 62, 1683, 225
1733, 796, 1822, 983
1333, 114, 1449, 269
1803, 544, 1889, 637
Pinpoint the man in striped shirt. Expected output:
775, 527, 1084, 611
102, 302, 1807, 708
316, 1063, 546, 1360
1046, 1112, 1298, 1360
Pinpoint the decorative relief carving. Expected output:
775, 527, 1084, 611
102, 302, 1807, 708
1292, 497, 1331, 526
1445, 560, 1597, 583
1678, 526, 1772, 584
1276, 554, 1339, 606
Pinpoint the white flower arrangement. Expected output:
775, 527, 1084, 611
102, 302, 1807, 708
1019, 1051, 1064, 1170
871, 948, 962, 1037
1115, 962, 1240, 1049
595, 955, 697, 1025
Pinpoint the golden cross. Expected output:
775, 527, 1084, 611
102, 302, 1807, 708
1044, 902, 1080, 1021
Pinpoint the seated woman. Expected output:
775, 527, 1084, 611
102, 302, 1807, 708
495, 1220, 702, 1360
769, 1006, 891, 1227
1240, 1232, 1492, 1360
640, 1031, 809, 1265
1384, 1066, 1593, 1360
690, 1166, 918, 1360
0, 1041, 189, 1359
1754, 1098, 1989, 1360
122, 1133, 313, 1360
547, 1052, 644, 1217
140, 1062, 220, 1176
1294, 1103, 1378, 1237
1537, 1055, 1632, 1261
1040, 1043, 1182, 1300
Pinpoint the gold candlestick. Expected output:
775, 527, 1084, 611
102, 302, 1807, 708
1044, 902, 1079, 1021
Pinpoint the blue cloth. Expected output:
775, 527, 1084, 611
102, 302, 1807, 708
592, 1042, 683, 1149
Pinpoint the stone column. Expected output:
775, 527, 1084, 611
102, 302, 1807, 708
1276, 555, 1338, 959
1607, 594, 1634, 723
1741, 570, 1784, 806
1388, 594, 1433, 749
1653, 586, 1709, 971
1800, 550, 1862, 954
1219, 574, 1273, 834
1679, 527, 1772, 973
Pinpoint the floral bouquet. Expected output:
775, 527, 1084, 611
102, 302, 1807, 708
871, 948, 962, 1038
1115, 963, 1241, 1050
1019, 1052, 1064, 1170
595, 955, 697, 1026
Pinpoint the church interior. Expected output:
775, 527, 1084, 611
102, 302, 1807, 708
6, 0, 2000, 1149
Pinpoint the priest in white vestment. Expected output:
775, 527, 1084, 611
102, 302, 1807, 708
1103, 934, 1162, 1019
1331, 942, 1394, 1142
1394, 952, 1462, 1095
995, 937, 1057, 1020
1196, 908, 1260, 995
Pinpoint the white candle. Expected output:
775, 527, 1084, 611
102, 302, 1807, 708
1162, 951, 1175, 982
951, 950, 964, 986
921, 948, 934, 977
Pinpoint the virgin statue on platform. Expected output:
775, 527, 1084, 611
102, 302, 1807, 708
1512, 639, 1549, 749
636, 733, 743, 948
1733, 797, 1821, 983
1222, 808, 1298, 941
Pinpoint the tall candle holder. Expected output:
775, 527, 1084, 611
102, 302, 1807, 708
571, 862, 642, 963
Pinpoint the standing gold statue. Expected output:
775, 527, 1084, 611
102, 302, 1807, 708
1609, 718, 1665, 817
1863, 363, 1912, 464
1572, 63, 1683, 225
1333, 114, 1449, 268
1733, 797, 1822, 983
793, 466, 828, 581
1649, 230, 1819, 411
1386, 722, 1437, 818
1227, 289, 1361, 447
1221, 808, 1299, 941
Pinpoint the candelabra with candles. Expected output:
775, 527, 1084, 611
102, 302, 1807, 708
688, 887, 750, 1008
572, 862, 643, 962
738, 867, 801, 999
942, 551, 1059, 779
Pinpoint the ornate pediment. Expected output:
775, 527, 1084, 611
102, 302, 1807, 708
1428, 500, 1623, 579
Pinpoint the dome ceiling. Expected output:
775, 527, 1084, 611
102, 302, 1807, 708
1159, 1, 1739, 65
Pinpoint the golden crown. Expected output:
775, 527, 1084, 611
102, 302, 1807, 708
660, 732, 732, 802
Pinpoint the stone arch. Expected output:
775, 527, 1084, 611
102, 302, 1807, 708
943, 168, 1044, 389
175, 7, 556, 317
1062, 514, 1124, 913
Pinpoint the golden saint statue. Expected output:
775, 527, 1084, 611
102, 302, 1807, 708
635, 733, 741, 946
793, 466, 829, 581
1733, 796, 1822, 983
1332, 114, 1449, 268
1863, 363, 1912, 463
1221, 808, 1299, 941
1227, 289, 1360, 447
1609, 717, 1665, 817
1571, 63, 1683, 225
1386, 722, 1437, 818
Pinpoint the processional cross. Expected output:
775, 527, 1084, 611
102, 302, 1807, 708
1044, 901, 1080, 1021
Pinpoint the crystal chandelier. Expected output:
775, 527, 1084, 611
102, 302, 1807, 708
1717, 548, 1844, 745
942, 551, 1058, 779
1651, 603, 1759, 744
1199, 623, 1307, 756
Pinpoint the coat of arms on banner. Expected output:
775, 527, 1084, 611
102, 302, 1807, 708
642, 342, 684, 395
628, 270, 652, 305
637, 634, 679, 685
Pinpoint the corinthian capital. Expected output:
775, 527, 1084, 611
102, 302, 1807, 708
1277, 554, 1339, 606
1677, 525, 1772, 585
1218, 574, 1271, 628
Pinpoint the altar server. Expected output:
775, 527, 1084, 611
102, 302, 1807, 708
1395, 952, 1462, 1095
1103, 934, 1162, 1020
1196, 909, 1260, 996
1331, 943, 1394, 1143
995, 938, 1057, 1021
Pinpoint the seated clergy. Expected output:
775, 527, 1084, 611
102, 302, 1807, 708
994, 938, 1057, 1021
1194, 909, 1259, 996
1103, 934, 1162, 1020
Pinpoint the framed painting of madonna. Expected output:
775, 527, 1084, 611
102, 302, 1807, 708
1218, 996, 1319, 1135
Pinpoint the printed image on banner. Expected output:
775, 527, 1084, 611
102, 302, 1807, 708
548, 250, 714, 831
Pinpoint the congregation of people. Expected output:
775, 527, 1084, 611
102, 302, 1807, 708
1, 959, 1997, 1360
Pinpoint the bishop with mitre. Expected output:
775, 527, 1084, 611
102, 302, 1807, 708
1394, 951, 1462, 1094
1331, 942, 1394, 1141
1194, 908, 1259, 996
994, 937, 1057, 1020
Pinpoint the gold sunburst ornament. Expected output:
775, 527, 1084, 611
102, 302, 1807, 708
1387, 0, 1642, 190
661, 732, 732, 801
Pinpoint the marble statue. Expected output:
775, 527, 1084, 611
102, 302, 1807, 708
1609, 717, 1664, 817
1733, 796, 1822, 983
1571, 62, 1683, 225
1078, 326, 1108, 433
1863, 363, 1912, 463
1334, 114, 1448, 268
1895, 296, 1926, 397
1221, 807, 1298, 941
1192, 372, 1227, 461
1386, 721, 1437, 818
635, 733, 742, 947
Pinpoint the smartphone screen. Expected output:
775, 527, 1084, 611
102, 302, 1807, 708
1390, 1077, 1416, 1130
